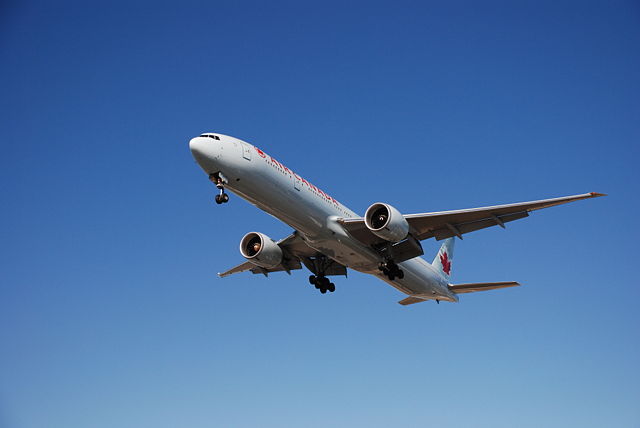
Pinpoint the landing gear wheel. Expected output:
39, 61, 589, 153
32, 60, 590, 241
214, 193, 229, 204
312, 276, 332, 294
380, 260, 404, 281
210, 174, 230, 204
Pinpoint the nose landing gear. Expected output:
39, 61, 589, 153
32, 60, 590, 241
214, 192, 229, 204
210, 173, 229, 204
309, 275, 335, 294
379, 260, 404, 281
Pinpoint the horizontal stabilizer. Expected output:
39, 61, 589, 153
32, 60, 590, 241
398, 296, 427, 305
449, 281, 520, 294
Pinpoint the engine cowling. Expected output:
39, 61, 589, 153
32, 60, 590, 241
364, 202, 410, 243
239, 232, 283, 269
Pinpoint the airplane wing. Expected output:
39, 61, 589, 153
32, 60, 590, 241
339, 192, 604, 246
218, 260, 298, 277
218, 232, 335, 277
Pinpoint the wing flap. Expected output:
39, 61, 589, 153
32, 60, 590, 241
429, 211, 529, 240
218, 261, 255, 277
449, 281, 520, 294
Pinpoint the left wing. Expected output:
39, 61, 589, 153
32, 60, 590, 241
339, 192, 604, 246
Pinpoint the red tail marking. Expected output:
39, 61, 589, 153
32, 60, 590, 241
440, 251, 452, 275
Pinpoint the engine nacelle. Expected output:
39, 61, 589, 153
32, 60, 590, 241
364, 202, 410, 243
239, 232, 283, 269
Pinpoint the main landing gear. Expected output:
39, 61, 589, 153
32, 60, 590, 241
379, 260, 404, 281
309, 275, 335, 294
304, 255, 340, 295
210, 173, 229, 204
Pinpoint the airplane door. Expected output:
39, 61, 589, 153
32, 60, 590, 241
294, 175, 301, 191
242, 144, 251, 160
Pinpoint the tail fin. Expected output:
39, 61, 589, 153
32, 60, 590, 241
432, 238, 455, 280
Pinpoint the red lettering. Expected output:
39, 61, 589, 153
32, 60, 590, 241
270, 157, 284, 169
254, 147, 267, 158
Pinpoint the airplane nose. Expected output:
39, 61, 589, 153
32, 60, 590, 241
189, 137, 207, 158
189, 136, 221, 171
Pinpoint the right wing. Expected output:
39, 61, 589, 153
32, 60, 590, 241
218, 232, 315, 277
449, 281, 520, 294
218, 260, 298, 277
218, 232, 346, 278
339, 192, 604, 246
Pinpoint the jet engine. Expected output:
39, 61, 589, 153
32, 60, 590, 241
239, 232, 283, 269
364, 203, 410, 243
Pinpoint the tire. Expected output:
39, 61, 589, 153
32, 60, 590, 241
309, 275, 316, 285
214, 195, 222, 204
397, 270, 405, 279
222, 193, 229, 203
320, 287, 327, 294
388, 273, 395, 281
328, 283, 335, 292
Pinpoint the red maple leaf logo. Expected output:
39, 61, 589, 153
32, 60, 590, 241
440, 251, 452, 275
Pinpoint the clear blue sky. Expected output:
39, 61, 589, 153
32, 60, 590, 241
1, 1, 639, 427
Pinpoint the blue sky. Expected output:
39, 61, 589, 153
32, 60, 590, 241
1, 1, 639, 427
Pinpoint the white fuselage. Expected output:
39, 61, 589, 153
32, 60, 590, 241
190, 133, 457, 302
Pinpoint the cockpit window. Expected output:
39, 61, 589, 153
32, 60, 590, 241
199, 134, 220, 140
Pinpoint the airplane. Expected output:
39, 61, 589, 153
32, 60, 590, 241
189, 132, 604, 305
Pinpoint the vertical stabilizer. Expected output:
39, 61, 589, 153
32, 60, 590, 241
432, 238, 455, 280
